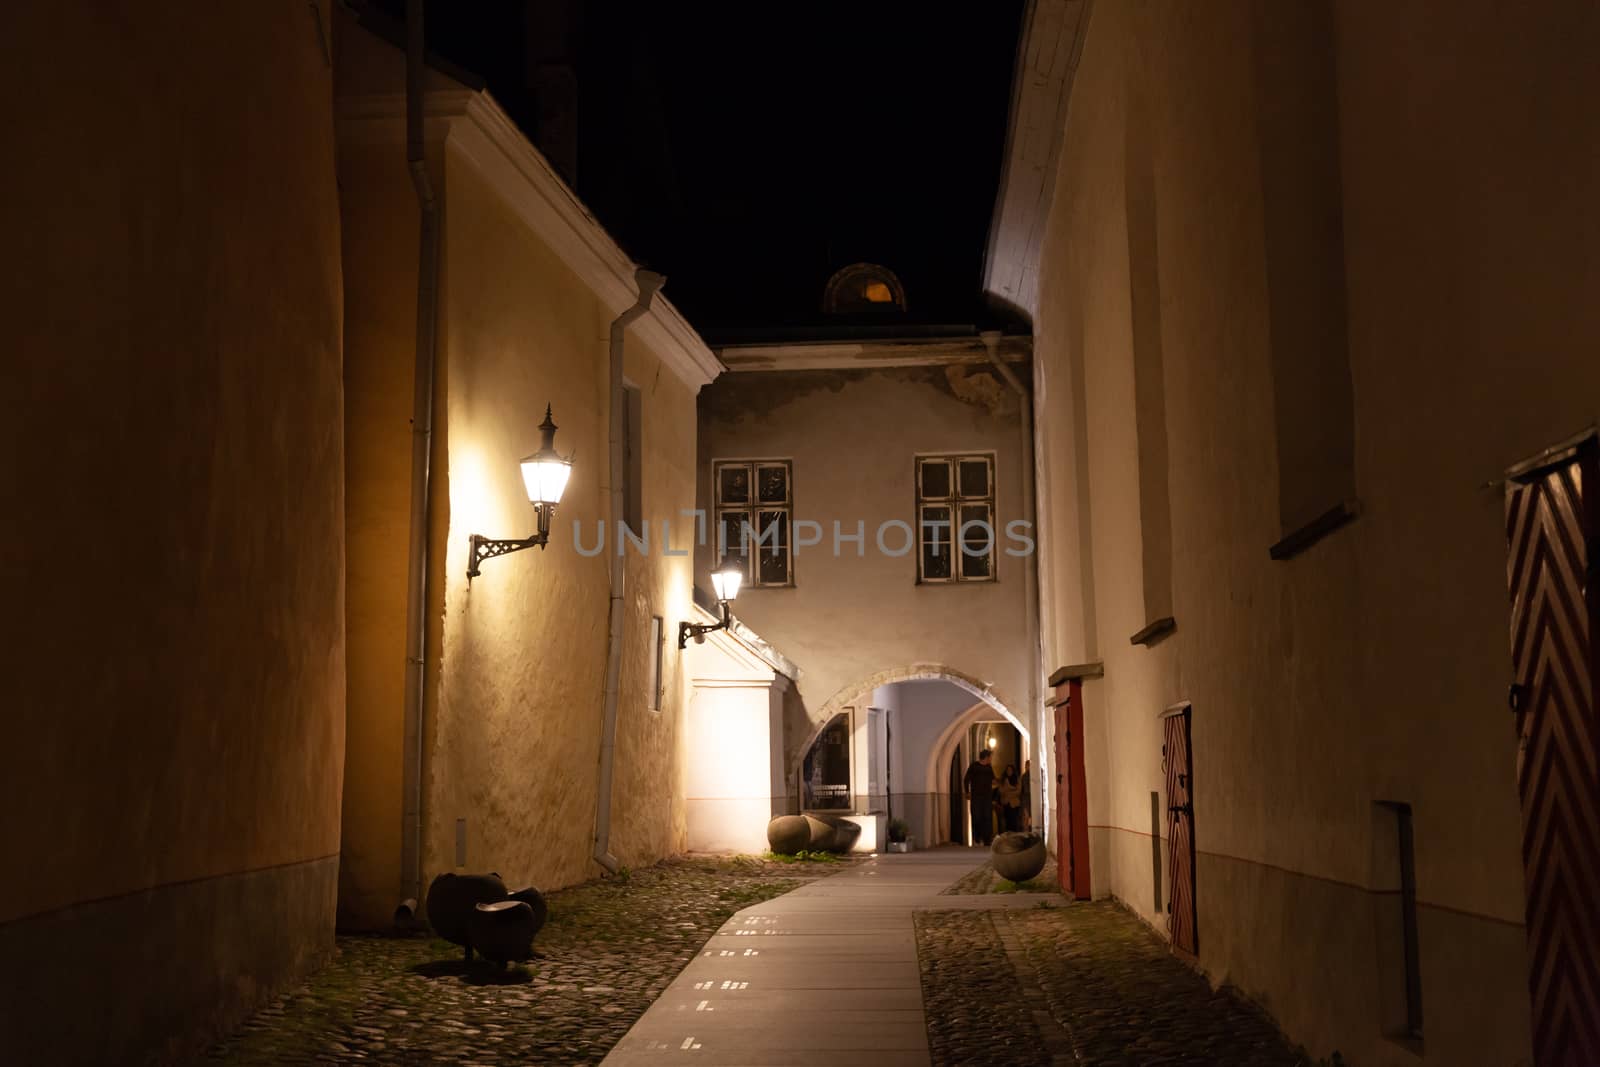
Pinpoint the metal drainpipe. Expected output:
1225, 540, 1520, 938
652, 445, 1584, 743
396, 0, 440, 923
593, 269, 665, 874
981, 330, 1044, 832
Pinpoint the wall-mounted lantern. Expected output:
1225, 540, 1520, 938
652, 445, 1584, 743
678, 560, 744, 648
467, 405, 573, 578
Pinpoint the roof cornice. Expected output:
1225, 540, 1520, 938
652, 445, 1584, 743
982, 0, 1093, 323
716, 334, 1032, 373
337, 91, 724, 392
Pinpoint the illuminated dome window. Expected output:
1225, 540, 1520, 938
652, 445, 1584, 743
823, 263, 907, 314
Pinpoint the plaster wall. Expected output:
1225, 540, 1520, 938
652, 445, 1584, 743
1032, 0, 1597, 1062
425, 143, 697, 894
695, 364, 1033, 796
335, 118, 420, 932
682, 630, 789, 855
0, 2, 345, 1060
337, 20, 700, 921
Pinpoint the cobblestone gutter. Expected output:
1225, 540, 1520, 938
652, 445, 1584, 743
205, 855, 845, 1065
916, 900, 1306, 1067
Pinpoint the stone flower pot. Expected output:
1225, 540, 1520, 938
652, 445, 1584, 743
468, 899, 538, 965
767, 814, 811, 855
804, 813, 861, 853
991, 832, 1047, 882
426, 872, 508, 954
507, 886, 548, 941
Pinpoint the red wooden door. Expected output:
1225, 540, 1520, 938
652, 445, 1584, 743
1054, 701, 1072, 891
1053, 679, 1093, 898
1504, 437, 1600, 1065
1162, 705, 1197, 957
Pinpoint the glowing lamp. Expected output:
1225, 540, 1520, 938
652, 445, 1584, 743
467, 405, 574, 578
680, 560, 744, 648
710, 561, 743, 604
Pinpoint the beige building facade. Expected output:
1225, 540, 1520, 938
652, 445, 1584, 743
336, 16, 719, 930
998, 0, 1600, 1063
689, 337, 1041, 851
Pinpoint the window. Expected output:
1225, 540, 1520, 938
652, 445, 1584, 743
916, 454, 995, 582
647, 615, 664, 711
713, 459, 793, 588
1372, 801, 1423, 1045
822, 262, 906, 313
801, 713, 852, 811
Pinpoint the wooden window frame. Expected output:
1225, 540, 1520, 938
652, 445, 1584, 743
712, 458, 794, 589
915, 452, 997, 584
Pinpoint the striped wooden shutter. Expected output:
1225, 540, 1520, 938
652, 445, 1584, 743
1505, 436, 1600, 1065
1162, 704, 1198, 957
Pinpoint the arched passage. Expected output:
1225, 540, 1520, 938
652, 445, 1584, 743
792, 664, 1029, 848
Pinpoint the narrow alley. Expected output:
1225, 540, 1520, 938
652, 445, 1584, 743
7, 1, 1597, 1064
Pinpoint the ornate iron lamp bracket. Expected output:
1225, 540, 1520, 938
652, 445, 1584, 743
678, 602, 732, 649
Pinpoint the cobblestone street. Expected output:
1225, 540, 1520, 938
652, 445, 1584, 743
916, 900, 1306, 1067
205, 856, 847, 1065
208, 853, 1311, 1066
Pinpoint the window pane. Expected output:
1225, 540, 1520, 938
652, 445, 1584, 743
718, 509, 751, 572
920, 504, 952, 580
960, 503, 993, 579
717, 463, 751, 505
757, 510, 790, 585
919, 458, 951, 500
757, 463, 789, 504
959, 458, 991, 499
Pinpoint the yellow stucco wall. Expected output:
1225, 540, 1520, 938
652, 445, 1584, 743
1, 1, 345, 1059
338, 57, 697, 925
335, 125, 421, 932
1033, 1, 1598, 1063
429, 144, 694, 890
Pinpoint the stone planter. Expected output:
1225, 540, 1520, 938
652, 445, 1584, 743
468, 899, 538, 965
426, 872, 508, 955
991, 832, 1047, 882
804, 813, 861, 853
767, 814, 811, 856
887, 839, 913, 853
507, 886, 548, 941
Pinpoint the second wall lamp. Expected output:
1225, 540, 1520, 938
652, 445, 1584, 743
679, 561, 744, 648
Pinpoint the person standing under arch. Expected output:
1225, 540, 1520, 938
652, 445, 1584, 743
962, 749, 997, 846
998, 763, 1023, 833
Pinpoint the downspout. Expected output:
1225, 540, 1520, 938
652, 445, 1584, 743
397, 0, 439, 922
982, 330, 1043, 830
593, 269, 665, 874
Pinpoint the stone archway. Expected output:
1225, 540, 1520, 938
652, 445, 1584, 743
790, 664, 1029, 831
797, 662, 1027, 763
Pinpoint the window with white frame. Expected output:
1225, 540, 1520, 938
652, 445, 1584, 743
713, 459, 793, 587
647, 615, 664, 711
916, 454, 995, 582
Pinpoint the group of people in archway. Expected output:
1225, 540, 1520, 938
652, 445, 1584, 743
962, 749, 1030, 845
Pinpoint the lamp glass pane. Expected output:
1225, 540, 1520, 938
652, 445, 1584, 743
521, 457, 572, 505
712, 565, 743, 603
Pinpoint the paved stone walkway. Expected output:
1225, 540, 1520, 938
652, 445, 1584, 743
603, 848, 1066, 1066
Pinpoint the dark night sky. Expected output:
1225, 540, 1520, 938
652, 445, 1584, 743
374, 1, 1024, 338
